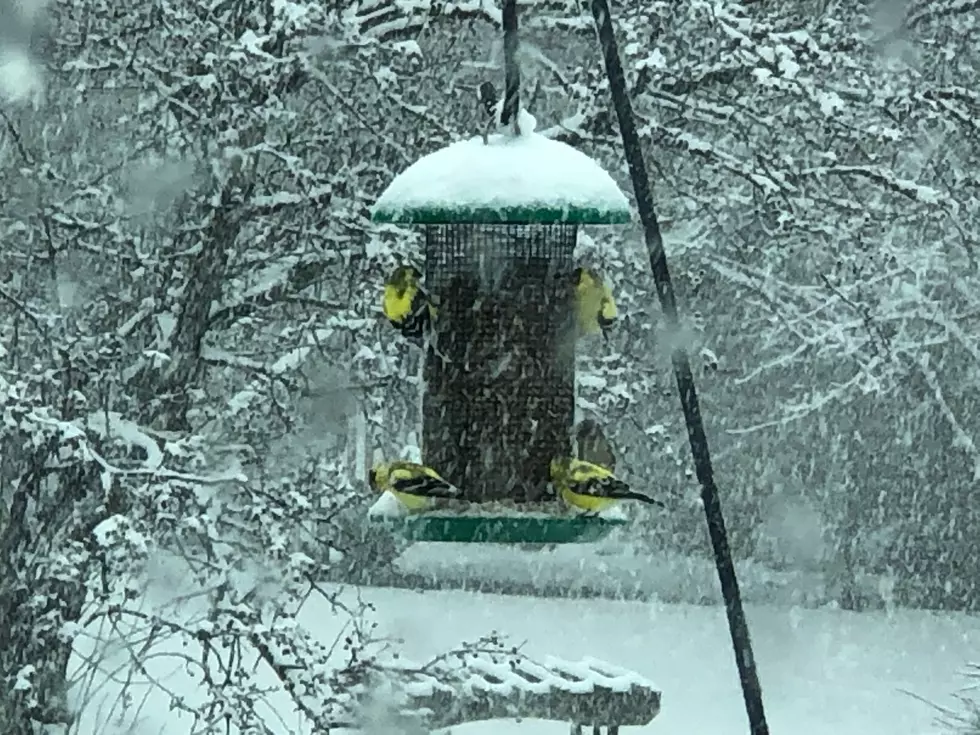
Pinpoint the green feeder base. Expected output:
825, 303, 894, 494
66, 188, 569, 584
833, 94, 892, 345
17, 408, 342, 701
370, 513, 627, 544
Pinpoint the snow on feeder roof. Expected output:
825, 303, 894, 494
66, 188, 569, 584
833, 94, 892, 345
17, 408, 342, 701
372, 112, 632, 225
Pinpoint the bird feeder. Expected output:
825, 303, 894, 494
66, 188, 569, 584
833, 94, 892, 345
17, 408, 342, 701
369, 118, 632, 543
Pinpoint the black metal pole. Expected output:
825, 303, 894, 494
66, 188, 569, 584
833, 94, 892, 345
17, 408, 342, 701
501, 0, 520, 129
588, 2, 770, 734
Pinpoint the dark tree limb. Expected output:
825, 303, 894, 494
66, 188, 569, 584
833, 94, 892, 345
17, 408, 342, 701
207, 259, 339, 329
501, 0, 520, 128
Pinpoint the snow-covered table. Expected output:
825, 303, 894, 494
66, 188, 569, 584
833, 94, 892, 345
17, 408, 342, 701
389, 651, 661, 733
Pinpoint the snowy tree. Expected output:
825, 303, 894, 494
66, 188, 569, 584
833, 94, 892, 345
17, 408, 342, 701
4, 0, 980, 731
510, 0, 980, 606
0, 0, 506, 730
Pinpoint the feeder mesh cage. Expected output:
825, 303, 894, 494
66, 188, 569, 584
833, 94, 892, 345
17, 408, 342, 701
422, 223, 577, 503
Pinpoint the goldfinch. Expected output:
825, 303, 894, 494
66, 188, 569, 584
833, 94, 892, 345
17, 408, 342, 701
368, 460, 462, 512
550, 457, 662, 513
573, 267, 617, 341
573, 419, 617, 472
382, 265, 435, 343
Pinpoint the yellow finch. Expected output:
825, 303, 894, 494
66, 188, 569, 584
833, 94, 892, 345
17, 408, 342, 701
550, 457, 662, 513
573, 267, 617, 341
368, 460, 461, 512
573, 419, 617, 472
382, 265, 435, 343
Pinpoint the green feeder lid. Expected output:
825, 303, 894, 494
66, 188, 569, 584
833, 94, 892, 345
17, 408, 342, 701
371, 113, 632, 225
369, 512, 628, 544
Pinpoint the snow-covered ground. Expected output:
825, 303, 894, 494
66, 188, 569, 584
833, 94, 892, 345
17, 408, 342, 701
71, 580, 980, 735
375, 590, 980, 735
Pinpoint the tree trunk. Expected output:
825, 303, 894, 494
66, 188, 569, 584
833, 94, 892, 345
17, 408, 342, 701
1, 458, 98, 735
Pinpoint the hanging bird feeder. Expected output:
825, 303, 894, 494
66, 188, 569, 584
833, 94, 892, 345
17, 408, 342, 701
368, 0, 631, 544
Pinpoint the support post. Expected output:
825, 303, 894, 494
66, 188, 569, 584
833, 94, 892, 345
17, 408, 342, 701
589, 1, 771, 734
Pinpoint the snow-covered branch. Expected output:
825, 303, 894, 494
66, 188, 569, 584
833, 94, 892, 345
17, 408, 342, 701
208, 258, 344, 329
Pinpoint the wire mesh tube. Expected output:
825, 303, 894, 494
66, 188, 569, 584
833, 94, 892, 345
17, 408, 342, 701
422, 224, 577, 503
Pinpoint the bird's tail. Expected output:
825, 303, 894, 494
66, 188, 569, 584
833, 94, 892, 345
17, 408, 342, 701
618, 490, 665, 507
393, 475, 460, 499
598, 311, 615, 342
601, 477, 663, 506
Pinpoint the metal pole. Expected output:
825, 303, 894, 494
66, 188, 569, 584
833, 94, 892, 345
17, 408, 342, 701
501, 0, 520, 129
588, 1, 770, 733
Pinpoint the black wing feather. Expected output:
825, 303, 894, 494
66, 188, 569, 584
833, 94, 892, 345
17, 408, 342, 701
395, 290, 432, 341
391, 475, 459, 499
580, 476, 631, 498
580, 476, 663, 506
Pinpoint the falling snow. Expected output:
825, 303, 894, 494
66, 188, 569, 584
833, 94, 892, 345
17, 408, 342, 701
2, 0, 979, 734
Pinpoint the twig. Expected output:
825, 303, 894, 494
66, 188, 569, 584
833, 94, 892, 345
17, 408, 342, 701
0, 107, 33, 165
0, 285, 48, 336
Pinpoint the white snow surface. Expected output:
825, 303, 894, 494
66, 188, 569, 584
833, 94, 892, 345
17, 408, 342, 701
397, 649, 657, 699
368, 490, 410, 517
0, 48, 43, 104
373, 112, 631, 217
71, 582, 980, 735
84, 410, 164, 470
